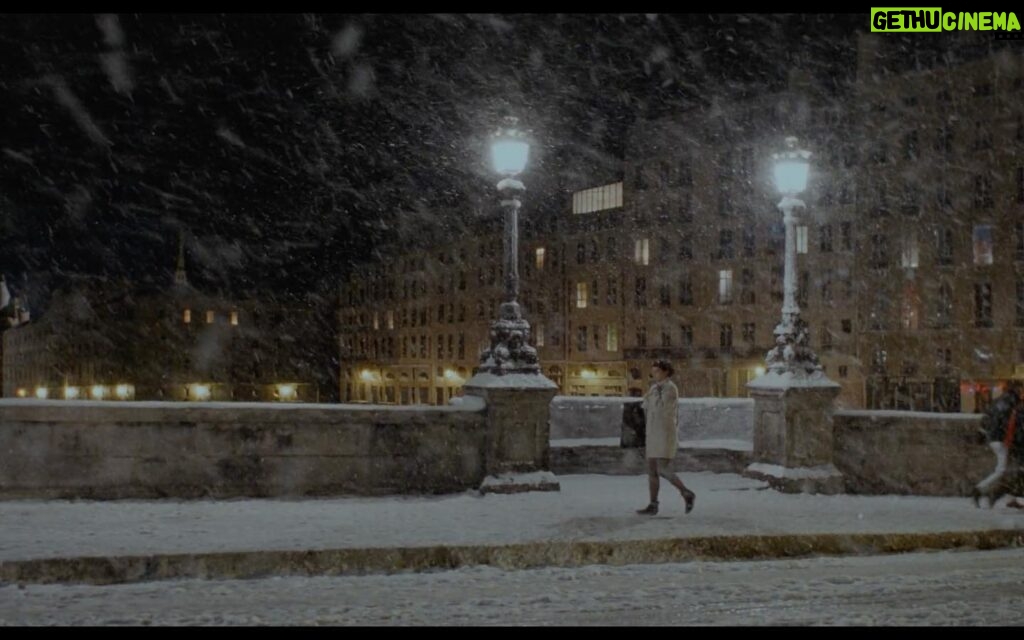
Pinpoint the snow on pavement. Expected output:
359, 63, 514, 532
1, 473, 1021, 563
3, 547, 1024, 625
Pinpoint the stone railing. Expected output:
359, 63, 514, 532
548, 396, 755, 476
832, 410, 991, 496
0, 399, 488, 499
549, 395, 754, 445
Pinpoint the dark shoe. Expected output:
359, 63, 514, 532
989, 486, 1008, 508
972, 487, 982, 508
682, 490, 696, 514
636, 502, 658, 516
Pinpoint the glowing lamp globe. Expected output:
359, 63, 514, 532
490, 117, 530, 177
772, 136, 811, 196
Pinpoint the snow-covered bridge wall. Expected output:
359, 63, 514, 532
550, 396, 754, 444
0, 400, 488, 499
833, 410, 991, 496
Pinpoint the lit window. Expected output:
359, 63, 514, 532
797, 226, 808, 254
206, 310, 215, 324
572, 182, 623, 214
183, 309, 191, 323
901, 232, 919, 268
576, 282, 588, 309
373, 312, 379, 330
535, 323, 545, 347
387, 310, 395, 329
606, 324, 618, 352
230, 311, 239, 326
634, 238, 650, 265
719, 270, 734, 304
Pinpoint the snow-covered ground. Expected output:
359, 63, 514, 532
1, 474, 1020, 563
3, 547, 1023, 625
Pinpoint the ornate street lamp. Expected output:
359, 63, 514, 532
765, 136, 822, 376
477, 116, 541, 375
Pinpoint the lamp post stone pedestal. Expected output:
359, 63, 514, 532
745, 374, 843, 494
745, 138, 843, 494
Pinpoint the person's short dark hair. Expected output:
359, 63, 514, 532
652, 359, 675, 377
1008, 380, 1024, 397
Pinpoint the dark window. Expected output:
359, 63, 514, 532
679, 276, 694, 306
870, 234, 889, 269
935, 126, 953, 154
577, 326, 588, 352
660, 237, 672, 262
607, 277, 618, 305
743, 229, 755, 257
718, 230, 734, 260
974, 121, 992, 150
740, 269, 755, 305
934, 282, 953, 329
678, 236, 693, 260
937, 228, 954, 266
635, 277, 647, 308
1016, 222, 1024, 261
974, 175, 993, 209
720, 324, 733, 349
903, 130, 918, 160
742, 322, 755, 344
1017, 280, 1024, 328
975, 282, 993, 328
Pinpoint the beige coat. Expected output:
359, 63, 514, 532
642, 379, 679, 459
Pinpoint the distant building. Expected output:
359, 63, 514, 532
339, 36, 1024, 412
2, 235, 337, 402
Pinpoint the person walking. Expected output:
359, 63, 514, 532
973, 380, 1024, 508
637, 359, 696, 516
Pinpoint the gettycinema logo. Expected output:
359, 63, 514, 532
871, 8, 1022, 32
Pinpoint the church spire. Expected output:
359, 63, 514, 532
174, 229, 188, 286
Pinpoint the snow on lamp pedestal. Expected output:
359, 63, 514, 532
464, 116, 559, 495
744, 137, 843, 495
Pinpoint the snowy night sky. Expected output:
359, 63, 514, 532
0, 14, 880, 303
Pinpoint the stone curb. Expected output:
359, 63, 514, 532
2, 529, 1022, 586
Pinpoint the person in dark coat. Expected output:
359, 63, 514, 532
973, 381, 1024, 508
